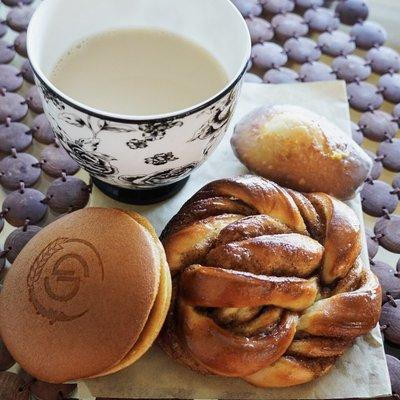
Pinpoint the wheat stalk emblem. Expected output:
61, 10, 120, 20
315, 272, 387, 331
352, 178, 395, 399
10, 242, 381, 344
27, 238, 88, 324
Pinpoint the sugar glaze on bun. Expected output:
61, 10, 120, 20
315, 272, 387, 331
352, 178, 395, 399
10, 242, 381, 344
231, 105, 372, 200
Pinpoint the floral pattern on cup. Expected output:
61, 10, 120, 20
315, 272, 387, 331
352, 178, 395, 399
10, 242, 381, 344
36, 79, 241, 188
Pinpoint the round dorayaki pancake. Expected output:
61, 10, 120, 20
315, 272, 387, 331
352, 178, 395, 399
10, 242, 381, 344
0, 208, 162, 383
90, 256, 172, 377
88, 211, 172, 378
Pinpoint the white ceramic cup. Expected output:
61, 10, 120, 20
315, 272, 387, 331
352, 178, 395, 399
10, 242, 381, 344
27, 0, 251, 204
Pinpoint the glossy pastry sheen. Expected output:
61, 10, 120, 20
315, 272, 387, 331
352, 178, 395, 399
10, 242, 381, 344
159, 175, 381, 388
231, 105, 372, 200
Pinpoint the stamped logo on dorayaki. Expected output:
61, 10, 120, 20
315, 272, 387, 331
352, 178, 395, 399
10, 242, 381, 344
27, 237, 104, 324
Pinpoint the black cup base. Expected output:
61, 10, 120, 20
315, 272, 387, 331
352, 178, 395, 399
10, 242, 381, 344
92, 176, 190, 205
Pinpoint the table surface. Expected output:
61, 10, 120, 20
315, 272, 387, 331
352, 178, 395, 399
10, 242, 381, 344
350, 0, 400, 290
0, 0, 399, 399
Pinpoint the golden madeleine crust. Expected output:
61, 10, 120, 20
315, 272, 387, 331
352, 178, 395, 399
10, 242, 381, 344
231, 105, 372, 200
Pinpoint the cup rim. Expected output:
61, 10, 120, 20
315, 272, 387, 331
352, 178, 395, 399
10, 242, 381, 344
27, 0, 251, 123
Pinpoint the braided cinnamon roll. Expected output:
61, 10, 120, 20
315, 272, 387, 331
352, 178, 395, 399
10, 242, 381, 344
159, 175, 381, 388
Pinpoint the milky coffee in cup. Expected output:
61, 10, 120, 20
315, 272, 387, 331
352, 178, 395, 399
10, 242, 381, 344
50, 28, 228, 116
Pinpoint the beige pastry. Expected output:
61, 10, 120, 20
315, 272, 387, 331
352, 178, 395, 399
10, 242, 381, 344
0, 208, 171, 383
231, 105, 372, 200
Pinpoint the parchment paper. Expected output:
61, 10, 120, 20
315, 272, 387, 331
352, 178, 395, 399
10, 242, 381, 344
0, 81, 389, 399
73, 81, 391, 399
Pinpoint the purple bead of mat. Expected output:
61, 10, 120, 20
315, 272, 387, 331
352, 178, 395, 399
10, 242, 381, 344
6, 5, 34, 32
41, 144, 80, 178
0, 122, 32, 153
317, 31, 355, 57
304, 7, 339, 32
347, 81, 383, 112
361, 179, 399, 217
331, 55, 371, 83
381, 299, 400, 345
2, 188, 47, 227
251, 42, 287, 70
246, 17, 274, 44
393, 103, 400, 124
25, 85, 44, 114
2, 0, 33, 5
351, 121, 364, 145
0, 153, 41, 190
0, 21, 7, 38
230, 0, 262, 17
31, 114, 55, 144
378, 73, 400, 103
351, 21, 387, 50
365, 229, 379, 259
299, 61, 336, 82
0, 40, 15, 64
17, 370, 35, 387
4, 225, 41, 263
14, 31, 27, 58
364, 150, 383, 180
284, 37, 321, 63
0, 64, 22, 92
20, 59, 34, 83
335, 0, 369, 25
358, 110, 398, 142
263, 0, 294, 14
371, 260, 400, 302
0, 244, 4, 270
386, 355, 400, 396
0, 340, 15, 372
374, 215, 400, 253
30, 381, 77, 400
271, 13, 308, 40
378, 139, 400, 172
263, 67, 299, 84
393, 174, 400, 190
0, 372, 29, 400
366, 46, 400, 75
46, 176, 90, 214
244, 73, 263, 83
295, 0, 323, 8
0, 92, 28, 122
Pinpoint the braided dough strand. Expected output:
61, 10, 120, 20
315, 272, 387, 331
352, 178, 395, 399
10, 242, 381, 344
159, 176, 381, 388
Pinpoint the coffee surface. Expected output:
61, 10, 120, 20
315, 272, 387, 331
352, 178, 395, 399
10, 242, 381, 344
50, 28, 228, 116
